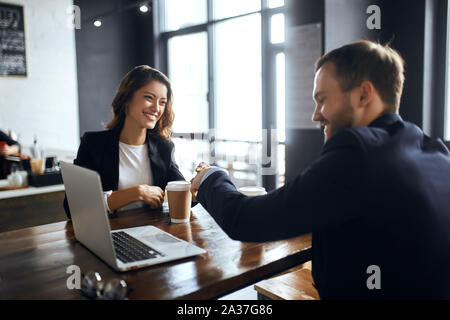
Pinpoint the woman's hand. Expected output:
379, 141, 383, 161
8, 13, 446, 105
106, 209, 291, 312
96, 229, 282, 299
0, 144, 19, 156
137, 185, 165, 209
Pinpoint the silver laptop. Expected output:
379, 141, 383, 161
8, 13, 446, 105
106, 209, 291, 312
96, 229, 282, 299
60, 161, 206, 272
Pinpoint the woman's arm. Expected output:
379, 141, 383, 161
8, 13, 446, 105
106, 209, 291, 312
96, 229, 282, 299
0, 130, 21, 156
0, 144, 20, 156
107, 185, 164, 211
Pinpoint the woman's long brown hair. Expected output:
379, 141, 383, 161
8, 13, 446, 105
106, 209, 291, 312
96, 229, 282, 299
106, 65, 174, 140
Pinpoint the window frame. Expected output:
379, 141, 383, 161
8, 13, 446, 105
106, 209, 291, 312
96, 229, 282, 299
421, 0, 449, 147
444, 0, 450, 144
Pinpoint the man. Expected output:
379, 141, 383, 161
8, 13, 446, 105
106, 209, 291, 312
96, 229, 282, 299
191, 41, 450, 299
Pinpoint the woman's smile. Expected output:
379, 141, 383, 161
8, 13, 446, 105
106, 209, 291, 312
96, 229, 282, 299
143, 111, 158, 122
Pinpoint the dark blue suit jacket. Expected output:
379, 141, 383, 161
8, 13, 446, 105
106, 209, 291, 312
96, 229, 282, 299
63, 126, 185, 219
197, 113, 450, 299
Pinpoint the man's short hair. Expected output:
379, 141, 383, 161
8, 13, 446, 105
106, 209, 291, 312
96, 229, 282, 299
315, 40, 405, 113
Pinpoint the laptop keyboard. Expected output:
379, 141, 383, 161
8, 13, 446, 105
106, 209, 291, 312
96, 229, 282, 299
112, 231, 164, 263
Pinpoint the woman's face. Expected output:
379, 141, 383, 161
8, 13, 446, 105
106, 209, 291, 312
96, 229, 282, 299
125, 80, 168, 130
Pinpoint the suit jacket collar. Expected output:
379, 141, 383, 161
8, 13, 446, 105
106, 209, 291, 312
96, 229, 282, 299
105, 126, 121, 190
146, 130, 165, 189
322, 113, 404, 153
368, 113, 403, 129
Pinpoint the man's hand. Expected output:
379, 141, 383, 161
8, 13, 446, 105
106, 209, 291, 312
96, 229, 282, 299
191, 162, 211, 202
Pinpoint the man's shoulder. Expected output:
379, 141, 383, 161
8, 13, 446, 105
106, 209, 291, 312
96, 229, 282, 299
325, 123, 407, 152
347, 126, 390, 147
351, 118, 422, 148
322, 128, 366, 153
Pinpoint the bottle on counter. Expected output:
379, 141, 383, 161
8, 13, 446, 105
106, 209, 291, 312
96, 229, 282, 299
30, 135, 44, 159
7, 164, 23, 187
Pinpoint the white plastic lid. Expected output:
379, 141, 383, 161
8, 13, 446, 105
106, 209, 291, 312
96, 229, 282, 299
166, 180, 191, 191
238, 186, 267, 196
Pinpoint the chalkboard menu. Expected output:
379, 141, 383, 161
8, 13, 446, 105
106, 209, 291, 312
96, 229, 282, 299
0, 2, 27, 76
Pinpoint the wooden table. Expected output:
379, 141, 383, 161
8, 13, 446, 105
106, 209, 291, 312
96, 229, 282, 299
0, 205, 312, 300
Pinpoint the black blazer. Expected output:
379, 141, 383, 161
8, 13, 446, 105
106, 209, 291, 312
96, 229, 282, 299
198, 113, 450, 299
63, 126, 185, 219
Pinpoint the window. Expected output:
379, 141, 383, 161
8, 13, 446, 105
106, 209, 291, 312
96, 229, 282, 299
446, 2, 450, 141
270, 13, 285, 44
167, 32, 209, 133
162, 0, 207, 31
157, 1, 286, 189
442, 1, 450, 141
276, 53, 285, 143
213, 0, 260, 20
268, 0, 285, 9
214, 14, 262, 142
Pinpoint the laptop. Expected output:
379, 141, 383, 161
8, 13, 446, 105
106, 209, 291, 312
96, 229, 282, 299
60, 161, 206, 272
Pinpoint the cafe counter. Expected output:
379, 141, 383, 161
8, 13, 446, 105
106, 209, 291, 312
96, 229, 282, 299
0, 180, 67, 232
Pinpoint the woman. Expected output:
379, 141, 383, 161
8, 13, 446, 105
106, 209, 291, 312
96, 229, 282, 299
63, 66, 185, 219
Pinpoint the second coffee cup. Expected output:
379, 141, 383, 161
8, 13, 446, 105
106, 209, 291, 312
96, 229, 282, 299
30, 158, 44, 175
238, 186, 267, 197
166, 181, 192, 223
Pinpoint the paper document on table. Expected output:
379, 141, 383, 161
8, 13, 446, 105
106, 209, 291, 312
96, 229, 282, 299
191, 203, 208, 215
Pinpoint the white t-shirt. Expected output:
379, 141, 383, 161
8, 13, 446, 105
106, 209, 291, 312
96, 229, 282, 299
104, 142, 153, 212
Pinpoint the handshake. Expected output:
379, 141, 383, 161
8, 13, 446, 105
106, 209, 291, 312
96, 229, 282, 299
190, 162, 212, 201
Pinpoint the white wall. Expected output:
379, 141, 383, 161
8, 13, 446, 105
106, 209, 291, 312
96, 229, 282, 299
0, 0, 79, 156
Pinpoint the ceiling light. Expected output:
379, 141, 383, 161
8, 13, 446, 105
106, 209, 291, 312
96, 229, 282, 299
139, 5, 149, 13
93, 19, 102, 27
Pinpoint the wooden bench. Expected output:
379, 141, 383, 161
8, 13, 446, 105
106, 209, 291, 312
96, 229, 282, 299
254, 262, 319, 300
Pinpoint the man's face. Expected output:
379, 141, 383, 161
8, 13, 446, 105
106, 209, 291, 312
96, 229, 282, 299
312, 62, 355, 142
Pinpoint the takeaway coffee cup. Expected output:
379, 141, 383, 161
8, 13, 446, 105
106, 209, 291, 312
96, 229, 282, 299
167, 181, 192, 223
238, 186, 267, 197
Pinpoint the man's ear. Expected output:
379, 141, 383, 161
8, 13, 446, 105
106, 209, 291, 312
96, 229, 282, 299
359, 81, 375, 107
